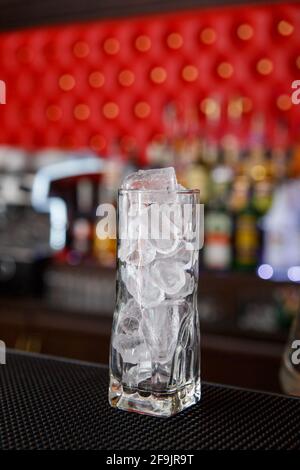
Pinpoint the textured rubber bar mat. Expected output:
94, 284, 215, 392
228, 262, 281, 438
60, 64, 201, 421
0, 351, 300, 450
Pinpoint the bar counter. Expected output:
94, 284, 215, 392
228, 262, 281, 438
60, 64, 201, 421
0, 350, 299, 450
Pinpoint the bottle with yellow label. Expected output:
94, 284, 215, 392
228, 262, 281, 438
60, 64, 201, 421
234, 187, 261, 271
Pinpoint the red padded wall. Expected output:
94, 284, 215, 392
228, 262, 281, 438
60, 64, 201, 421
0, 2, 299, 158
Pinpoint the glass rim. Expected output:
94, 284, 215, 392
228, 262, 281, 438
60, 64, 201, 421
118, 188, 200, 195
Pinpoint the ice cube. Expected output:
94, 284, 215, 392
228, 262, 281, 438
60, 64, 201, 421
117, 299, 142, 335
127, 240, 156, 266
118, 316, 139, 335
126, 205, 150, 241
173, 241, 195, 269
121, 265, 164, 307
113, 299, 152, 371
147, 202, 188, 254
119, 239, 134, 262
150, 238, 179, 255
123, 362, 152, 386
150, 259, 186, 295
167, 272, 195, 299
148, 203, 182, 250
141, 301, 183, 363
112, 333, 150, 364
122, 167, 178, 205
116, 298, 142, 335
119, 239, 156, 266
122, 167, 177, 191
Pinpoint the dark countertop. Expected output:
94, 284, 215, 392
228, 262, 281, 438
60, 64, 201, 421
0, 350, 300, 450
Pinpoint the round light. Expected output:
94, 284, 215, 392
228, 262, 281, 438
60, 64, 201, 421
200, 28, 216, 45
135, 35, 151, 52
89, 71, 105, 88
150, 66, 167, 84
278, 20, 294, 37
134, 101, 151, 119
74, 104, 90, 121
217, 62, 234, 79
59, 74, 75, 91
250, 164, 266, 181
257, 58, 273, 76
167, 32, 183, 49
211, 166, 233, 184
237, 23, 254, 41
182, 65, 198, 82
277, 94, 292, 111
73, 41, 90, 58
118, 69, 135, 87
228, 98, 243, 119
102, 102, 119, 119
103, 38, 120, 55
257, 264, 274, 280
200, 98, 219, 117
287, 266, 300, 282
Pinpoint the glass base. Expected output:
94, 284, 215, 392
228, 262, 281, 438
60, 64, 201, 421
109, 375, 201, 417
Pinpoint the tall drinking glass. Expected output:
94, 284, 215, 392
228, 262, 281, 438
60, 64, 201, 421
109, 189, 201, 417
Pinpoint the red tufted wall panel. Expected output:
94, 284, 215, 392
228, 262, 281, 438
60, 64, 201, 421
0, 2, 299, 159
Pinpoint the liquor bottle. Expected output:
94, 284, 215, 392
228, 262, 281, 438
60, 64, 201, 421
93, 141, 123, 267
202, 97, 221, 169
72, 217, 92, 257
184, 138, 210, 203
102, 139, 125, 196
72, 177, 94, 258
245, 113, 270, 184
210, 147, 234, 202
203, 150, 233, 271
262, 180, 300, 280
179, 106, 202, 187
289, 141, 300, 179
270, 119, 290, 183
203, 207, 233, 270
93, 184, 117, 267
228, 175, 250, 213
232, 114, 268, 271
234, 186, 261, 271
252, 179, 273, 215
223, 96, 243, 174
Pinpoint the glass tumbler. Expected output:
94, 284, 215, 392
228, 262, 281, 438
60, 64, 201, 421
109, 189, 201, 417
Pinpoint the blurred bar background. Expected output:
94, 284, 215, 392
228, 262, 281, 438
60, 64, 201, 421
0, 0, 300, 394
